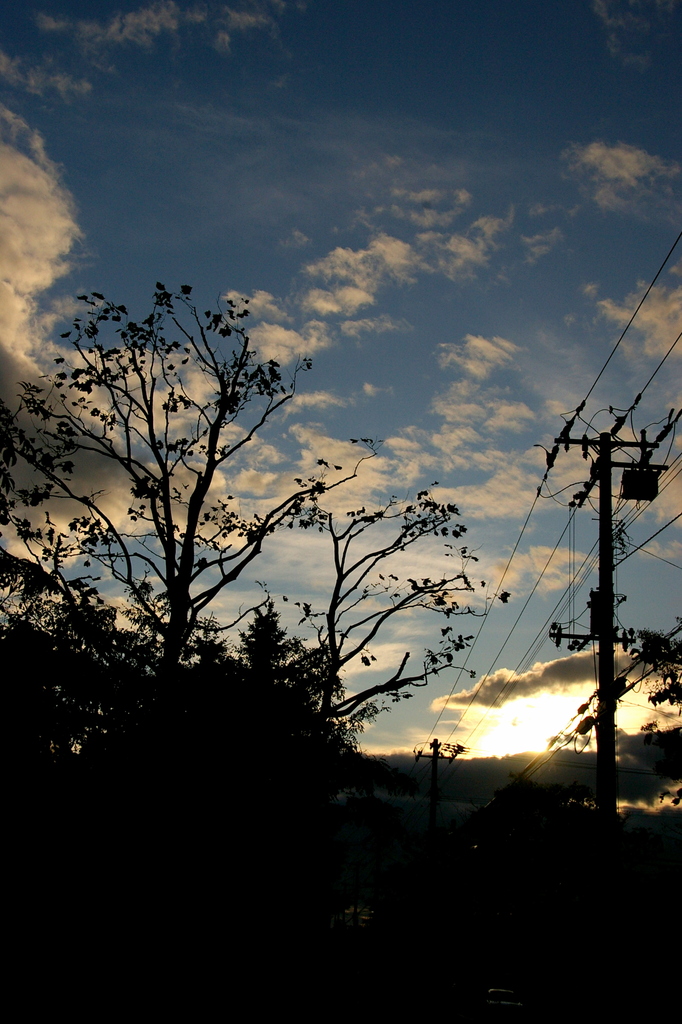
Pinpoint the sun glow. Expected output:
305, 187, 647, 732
460, 693, 595, 758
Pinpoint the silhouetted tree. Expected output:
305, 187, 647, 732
293, 491, 480, 722
1, 285, 480, 726
218, 601, 417, 928
0, 285, 363, 685
636, 623, 682, 804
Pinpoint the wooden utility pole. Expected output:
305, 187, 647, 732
415, 739, 466, 835
553, 430, 667, 833
596, 432, 617, 833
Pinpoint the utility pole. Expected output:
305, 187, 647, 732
596, 432, 617, 833
550, 428, 668, 834
415, 739, 466, 835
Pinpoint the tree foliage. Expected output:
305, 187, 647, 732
292, 490, 478, 719
1, 283, 484, 791
634, 623, 682, 707
0, 285, 362, 675
634, 622, 682, 803
231, 601, 416, 801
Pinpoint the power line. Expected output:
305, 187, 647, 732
582, 229, 681, 404
411, 239, 681, 784
634, 548, 682, 571
423, 487, 544, 744
615, 512, 682, 566
439, 428, 675, 763
445, 538, 600, 752
638, 331, 681, 399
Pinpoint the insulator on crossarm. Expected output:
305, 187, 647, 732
611, 414, 627, 437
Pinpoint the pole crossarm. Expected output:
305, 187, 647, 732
414, 738, 467, 835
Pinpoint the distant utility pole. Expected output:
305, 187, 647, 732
415, 739, 467, 835
552, 429, 668, 834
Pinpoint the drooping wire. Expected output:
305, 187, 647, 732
441, 519, 599, 751
411, 240, 681, 780
637, 331, 681, 400
436, 427, 676, 762
582, 229, 681, 404
634, 548, 682, 571
615, 512, 682, 566
422, 487, 545, 745
439, 539, 600, 771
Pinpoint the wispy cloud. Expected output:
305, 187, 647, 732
596, 273, 682, 358
288, 389, 348, 412
592, 0, 681, 68
225, 288, 291, 322
280, 228, 310, 248
214, 1, 288, 52
437, 334, 520, 380
36, 2, 201, 50
564, 140, 680, 218
389, 187, 472, 228
0, 107, 81, 389
36, 1, 287, 63
521, 226, 563, 263
302, 233, 422, 315
248, 319, 332, 362
0, 48, 91, 100
416, 209, 514, 280
340, 314, 410, 337
432, 381, 534, 434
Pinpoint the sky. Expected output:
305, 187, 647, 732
1, 0, 681, 818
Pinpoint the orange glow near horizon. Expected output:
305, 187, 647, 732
441, 691, 656, 760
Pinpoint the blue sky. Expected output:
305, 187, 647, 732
1, 1, 680, 811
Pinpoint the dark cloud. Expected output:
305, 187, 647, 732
437, 651, 596, 710
384, 729, 672, 832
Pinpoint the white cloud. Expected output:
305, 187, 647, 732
300, 209, 513, 317
224, 288, 291, 322
497, 545, 589, 595
340, 314, 409, 337
389, 187, 471, 228
528, 202, 560, 217
230, 468, 280, 496
288, 389, 347, 412
437, 334, 520, 380
596, 277, 682, 358
280, 228, 310, 248
248, 319, 332, 362
214, 31, 232, 52
592, 0, 681, 67
0, 107, 81, 389
439, 452, 543, 520
417, 209, 513, 280
284, 422, 437, 513
214, 2, 287, 51
0, 49, 91, 100
431, 379, 488, 425
302, 233, 422, 315
35, 2, 284, 61
521, 227, 563, 263
224, 5, 280, 32
435, 651, 595, 709
432, 382, 534, 435
484, 401, 536, 433
302, 285, 375, 316
564, 140, 680, 217
37, 2, 195, 50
